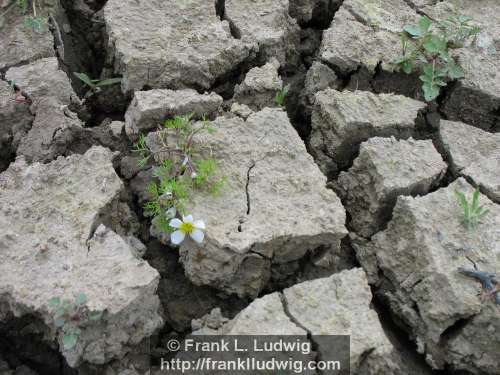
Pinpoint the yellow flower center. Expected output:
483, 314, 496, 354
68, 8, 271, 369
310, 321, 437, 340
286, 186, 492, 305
180, 221, 195, 234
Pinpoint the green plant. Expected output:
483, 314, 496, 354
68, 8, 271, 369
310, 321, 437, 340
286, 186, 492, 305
0, 0, 47, 32
48, 293, 103, 350
73, 72, 122, 90
23, 14, 46, 32
455, 188, 489, 230
275, 85, 289, 107
396, 14, 480, 101
16, 0, 28, 12
133, 114, 225, 237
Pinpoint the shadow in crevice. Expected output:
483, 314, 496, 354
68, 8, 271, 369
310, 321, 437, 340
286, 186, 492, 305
283, 1, 344, 142
370, 292, 452, 375
0, 146, 16, 173
0, 314, 75, 375
215, 0, 241, 39
215, 0, 225, 20
143, 240, 249, 334
57, 0, 128, 127
299, 0, 343, 29
58, 0, 109, 87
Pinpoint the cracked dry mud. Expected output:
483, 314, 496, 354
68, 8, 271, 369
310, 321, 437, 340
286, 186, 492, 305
0, 0, 499, 374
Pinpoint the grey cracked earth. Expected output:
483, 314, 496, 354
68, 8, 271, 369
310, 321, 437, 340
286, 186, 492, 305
0, 0, 499, 374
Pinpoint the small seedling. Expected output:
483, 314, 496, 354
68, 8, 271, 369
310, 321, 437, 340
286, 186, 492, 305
133, 114, 224, 241
23, 14, 46, 32
455, 188, 489, 230
73, 72, 122, 90
0, 0, 47, 32
48, 293, 103, 350
275, 85, 289, 107
17, 0, 29, 13
396, 14, 480, 101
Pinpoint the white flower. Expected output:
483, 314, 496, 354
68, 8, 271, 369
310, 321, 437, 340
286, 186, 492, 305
169, 215, 206, 245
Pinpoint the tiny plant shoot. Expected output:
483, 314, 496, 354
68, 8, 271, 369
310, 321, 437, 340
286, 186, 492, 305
0, 0, 47, 32
396, 14, 480, 101
48, 293, 102, 350
455, 188, 489, 230
275, 85, 289, 107
133, 114, 225, 244
73, 72, 122, 91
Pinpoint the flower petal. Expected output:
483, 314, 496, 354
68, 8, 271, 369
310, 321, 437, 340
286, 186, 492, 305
169, 218, 183, 228
171, 230, 185, 245
194, 220, 206, 230
190, 229, 205, 243
183, 214, 194, 223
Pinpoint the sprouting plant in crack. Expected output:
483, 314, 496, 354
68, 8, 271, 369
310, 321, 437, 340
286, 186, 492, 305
395, 14, 480, 101
48, 293, 103, 350
133, 114, 226, 243
0, 0, 47, 32
455, 188, 489, 230
275, 85, 289, 107
73, 72, 122, 91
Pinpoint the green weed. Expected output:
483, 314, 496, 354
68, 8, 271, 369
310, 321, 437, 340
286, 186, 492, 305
0, 0, 47, 32
455, 188, 489, 230
48, 293, 103, 351
133, 114, 225, 236
396, 14, 480, 101
275, 85, 289, 107
73, 72, 122, 90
